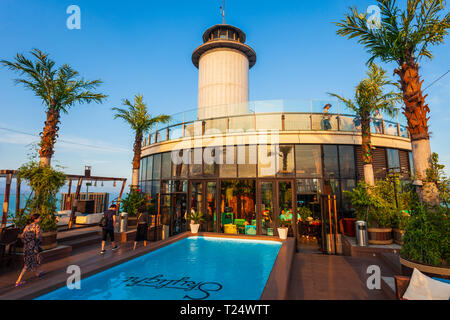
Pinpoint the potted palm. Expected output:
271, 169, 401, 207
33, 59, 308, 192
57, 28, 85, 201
15, 161, 66, 251
188, 210, 204, 234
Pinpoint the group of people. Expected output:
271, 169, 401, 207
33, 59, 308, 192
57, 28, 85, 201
14, 203, 150, 288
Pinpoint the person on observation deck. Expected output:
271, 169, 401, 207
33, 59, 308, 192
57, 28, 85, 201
100, 204, 118, 254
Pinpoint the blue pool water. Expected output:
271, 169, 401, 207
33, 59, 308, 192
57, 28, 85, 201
36, 236, 281, 300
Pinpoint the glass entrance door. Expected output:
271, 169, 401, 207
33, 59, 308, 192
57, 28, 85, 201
260, 181, 275, 236
277, 180, 295, 236
172, 193, 187, 235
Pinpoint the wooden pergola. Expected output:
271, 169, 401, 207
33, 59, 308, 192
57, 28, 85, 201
1, 170, 21, 228
1, 169, 127, 229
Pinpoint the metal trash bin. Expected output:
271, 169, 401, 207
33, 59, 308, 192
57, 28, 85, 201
355, 220, 368, 246
119, 212, 128, 233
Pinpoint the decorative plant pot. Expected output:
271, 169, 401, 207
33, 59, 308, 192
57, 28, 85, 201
277, 227, 288, 240
16, 231, 58, 252
399, 256, 450, 280
367, 227, 393, 245
127, 217, 138, 228
190, 224, 200, 234
392, 228, 405, 245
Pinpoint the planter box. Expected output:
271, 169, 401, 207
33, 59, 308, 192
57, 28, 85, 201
400, 256, 450, 280
368, 227, 393, 245
341, 218, 356, 237
16, 231, 58, 253
392, 228, 405, 245
127, 217, 138, 228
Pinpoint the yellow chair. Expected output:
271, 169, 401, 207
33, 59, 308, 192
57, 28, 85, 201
224, 224, 237, 234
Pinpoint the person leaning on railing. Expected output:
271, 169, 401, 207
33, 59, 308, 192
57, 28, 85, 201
321, 104, 332, 130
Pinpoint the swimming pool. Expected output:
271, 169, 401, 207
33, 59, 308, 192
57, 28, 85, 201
37, 236, 282, 300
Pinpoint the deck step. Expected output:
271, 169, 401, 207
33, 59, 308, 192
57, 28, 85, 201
379, 252, 402, 274
61, 235, 102, 250
57, 227, 101, 243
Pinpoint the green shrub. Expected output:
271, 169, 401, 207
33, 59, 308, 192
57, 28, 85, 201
401, 204, 449, 266
120, 188, 147, 217
14, 161, 66, 231
298, 206, 312, 221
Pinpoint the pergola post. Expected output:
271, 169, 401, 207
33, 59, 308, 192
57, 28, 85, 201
66, 179, 72, 210
1, 173, 12, 228
68, 177, 83, 229
15, 176, 21, 216
116, 180, 127, 214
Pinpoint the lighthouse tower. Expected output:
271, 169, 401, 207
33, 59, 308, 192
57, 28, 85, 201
192, 24, 256, 120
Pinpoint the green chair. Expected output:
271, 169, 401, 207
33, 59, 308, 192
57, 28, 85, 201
234, 219, 246, 234
221, 212, 233, 226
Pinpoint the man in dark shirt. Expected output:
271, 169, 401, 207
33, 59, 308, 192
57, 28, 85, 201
101, 204, 118, 254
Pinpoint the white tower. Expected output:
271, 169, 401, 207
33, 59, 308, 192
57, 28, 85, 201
192, 24, 256, 119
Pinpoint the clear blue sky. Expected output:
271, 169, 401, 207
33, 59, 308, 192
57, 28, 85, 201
1, 0, 449, 186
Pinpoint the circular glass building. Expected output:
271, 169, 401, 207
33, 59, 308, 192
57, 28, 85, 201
139, 24, 412, 245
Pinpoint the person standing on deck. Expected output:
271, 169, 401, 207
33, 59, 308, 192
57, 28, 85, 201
133, 205, 149, 250
15, 214, 45, 287
321, 104, 332, 130
100, 204, 118, 254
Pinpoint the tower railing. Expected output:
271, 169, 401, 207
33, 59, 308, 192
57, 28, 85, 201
142, 99, 409, 147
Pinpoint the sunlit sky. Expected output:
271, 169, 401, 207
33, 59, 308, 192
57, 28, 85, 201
1, 0, 449, 190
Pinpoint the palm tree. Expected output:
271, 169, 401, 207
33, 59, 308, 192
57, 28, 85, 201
335, 0, 450, 203
113, 94, 170, 188
329, 64, 400, 185
1, 49, 106, 167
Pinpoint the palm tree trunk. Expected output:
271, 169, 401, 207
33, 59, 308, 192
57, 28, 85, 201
361, 116, 374, 185
395, 61, 439, 205
39, 108, 60, 167
132, 132, 143, 188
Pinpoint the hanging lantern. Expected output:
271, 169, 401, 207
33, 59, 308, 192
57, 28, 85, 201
113, 180, 116, 187
94, 180, 97, 187
101, 181, 104, 187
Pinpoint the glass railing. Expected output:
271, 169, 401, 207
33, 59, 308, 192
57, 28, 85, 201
142, 99, 409, 146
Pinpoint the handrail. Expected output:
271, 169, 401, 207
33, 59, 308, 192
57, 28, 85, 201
143, 110, 409, 147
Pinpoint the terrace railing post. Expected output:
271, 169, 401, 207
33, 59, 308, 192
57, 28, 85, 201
382, 120, 386, 134
166, 127, 170, 141
396, 122, 401, 137
202, 120, 206, 136
182, 123, 185, 138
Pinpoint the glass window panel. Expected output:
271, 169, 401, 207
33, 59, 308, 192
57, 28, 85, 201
312, 114, 338, 130
296, 178, 321, 194
161, 180, 172, 194
190, 181, 203, 218
189, 148, 202, 176
323, 145, 339, 178
296, 179, 321, 221
172, 149, 189, 178
258, 145, 276, 177
278, 181, 294, 229
145, 155, 153, 180
173, 180, 187, 193
205, 182, 217, 232
255, 114, 282, 131
339, 145, 355, 179
161, 152, 172, 180
203, 147, 219, 176
277, 145, 294, 176
168, 125, 183, 140
295, 145, 322, 177
205, 118, 227, 134
285, 114, 311, 131
140, 157, 147, 182
153, 154, 161, 180
341, 179, 356, 217
220, 180, 256, 234
228, 115, 253, 132
219, 146, 237, 178
387, 148, 400, 172
237, 145, 257, 177
408, 151, 414, 175
261, 182, 274, 235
